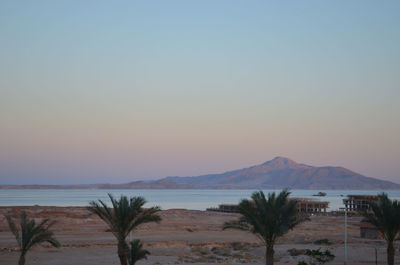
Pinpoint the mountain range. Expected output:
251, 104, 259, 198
1, 157, 399, 190
159, 157, 400, 189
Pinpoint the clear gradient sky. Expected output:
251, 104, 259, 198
1, 1, 399, 185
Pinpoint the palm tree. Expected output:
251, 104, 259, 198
5, 211, 60, 265
128, 239, 150, 265
223, 189, 307, 265
362, 193, 400, 265
88, 193, 161, 265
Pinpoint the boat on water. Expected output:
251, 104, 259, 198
312, 192, 327, 197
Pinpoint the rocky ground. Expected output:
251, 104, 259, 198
0, 206, 397, 264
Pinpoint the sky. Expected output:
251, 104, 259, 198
0, 1, 399, 185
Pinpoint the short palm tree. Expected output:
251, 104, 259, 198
223, 189, 307, 265
128, 239, 150, 265
5, 211, 60, 265
88, 194, 161, 265
362, 193, 400, 265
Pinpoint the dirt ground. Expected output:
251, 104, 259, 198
0, 206, 397, 265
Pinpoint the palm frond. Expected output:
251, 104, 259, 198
88, 194, 161, 265
362, 193, 400, 244
129, 239, 150, 265
88, 193, 161, 264
44, 237, 61, 248
27, 230, 60, 251
4, 211, 60, 257
5, 214, 21, 247
223, 189, 307, 247
128, 207, 161, 235
87, 199, 117, 235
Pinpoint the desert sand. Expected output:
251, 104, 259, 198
0, 206, 397, 265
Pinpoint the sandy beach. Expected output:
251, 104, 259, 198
0, 206, 397, 265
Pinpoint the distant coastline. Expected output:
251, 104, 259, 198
1, 185, 400, 190
2, 189, 400, 210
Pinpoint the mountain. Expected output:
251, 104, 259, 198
1, 157, 399, 190
161, 157, 400, 190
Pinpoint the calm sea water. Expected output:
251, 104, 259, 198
1, 189, 400, 211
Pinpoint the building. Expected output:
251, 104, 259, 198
293, 198, 329, 215
206, 204, 238, 213
359, 222, 381, 239
207, 198, 329, 215
343, 195, 379, 212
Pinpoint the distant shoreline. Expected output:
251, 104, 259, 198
2, 189, 400, 211
1, 186, 400, 190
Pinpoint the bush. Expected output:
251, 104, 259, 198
313, 239, 333, 245
298, 248, 335, 265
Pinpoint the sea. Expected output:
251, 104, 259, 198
1, 189, 400, 211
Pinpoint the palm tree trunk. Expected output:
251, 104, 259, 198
18, 253, 26, 265
118, 254, 127, 265
266, 246, 274, 265
387, 242, 395, 265
118, 241, 129, 265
